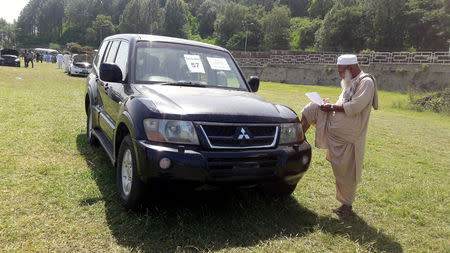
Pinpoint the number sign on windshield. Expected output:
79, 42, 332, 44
184, 54, 205, 73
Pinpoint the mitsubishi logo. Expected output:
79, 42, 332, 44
237, 128, 251, 140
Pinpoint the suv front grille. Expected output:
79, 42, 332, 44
199, 123, 278, 149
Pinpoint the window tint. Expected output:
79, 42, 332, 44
105, 41, 120, 63
134, 42, 247, 90
115, 41, 129, 80
95, 41, 109, 66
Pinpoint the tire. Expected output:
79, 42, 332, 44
86, 104, 99, 146
259, 181, 297, 198
116, 135, 144, 210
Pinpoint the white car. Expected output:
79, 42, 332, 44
69, 54, 93, 76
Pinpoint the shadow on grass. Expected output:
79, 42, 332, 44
76, 134, 402, 252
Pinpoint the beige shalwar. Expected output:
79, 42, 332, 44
302, 72, 378, 205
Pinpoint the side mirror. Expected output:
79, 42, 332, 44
100, 63, 123, 83
248, 76, 260, 92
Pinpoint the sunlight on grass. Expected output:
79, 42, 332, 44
0, 63, 448, 252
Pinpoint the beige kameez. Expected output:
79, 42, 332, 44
302, 72, 378, 205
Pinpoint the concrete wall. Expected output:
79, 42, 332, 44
240, 64, 450, 92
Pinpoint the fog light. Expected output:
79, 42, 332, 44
159, 157, 171, 169
302, 155, 309, 165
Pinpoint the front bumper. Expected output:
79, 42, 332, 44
134, 140, 312, 186
71, 68, 91, 76
0, 61, 20, 67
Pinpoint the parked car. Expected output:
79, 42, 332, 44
69, 54, 93, 76
85, 34, 312, 210
0, 49, 20, 67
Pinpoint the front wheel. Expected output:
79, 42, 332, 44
116, 135, 143, 210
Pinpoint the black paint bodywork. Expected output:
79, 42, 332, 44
86, 34, 311, 187
0, 49, 20, 67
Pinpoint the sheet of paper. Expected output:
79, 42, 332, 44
207, 57, 231, 71
184, 54, 205, 73
305, 92, 324, 105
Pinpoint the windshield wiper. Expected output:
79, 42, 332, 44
159, 81, 207, 87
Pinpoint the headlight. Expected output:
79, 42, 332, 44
279, 123, 304, 144
15, 58, 20, 62
143, 119, 199, 145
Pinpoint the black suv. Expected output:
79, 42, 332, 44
85, 34, 311, 209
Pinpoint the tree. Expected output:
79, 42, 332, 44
362, 0, 407, 51
214, 2, 248, 47
308, 0, 334, 19
314, 5, 365, 51
214, 2, 263, 51
86, 15, 116, 46
297, 18, 322, 50
197, 0, 218, 38
279, 0, 311, 17
119, 0, 161, 34
37, 0, 65, 43
16, 0, 42, 45
162, 0, 188, 38
405, 0, 450, 50
262, 5, 292, 50
63, 0, 98, 45
0, 18, 16, 48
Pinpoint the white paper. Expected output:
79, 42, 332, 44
184, 54, 205, 73
207, 57, 231, 71
305, 92, 324, 105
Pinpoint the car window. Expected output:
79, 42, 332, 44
95, 41, 109, 67
105, 40, 120, 63
74, 54, 94, 63
134, 42, 247, 91
115, 41, 129, 80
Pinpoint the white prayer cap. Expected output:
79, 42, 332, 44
337, 54, 358, 65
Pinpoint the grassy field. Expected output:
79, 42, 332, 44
0, 62, 448, 252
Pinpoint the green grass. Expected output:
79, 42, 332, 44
0, 63, 449, 252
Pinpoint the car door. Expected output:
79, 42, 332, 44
98, 40, 130, 141
97, 40, 120, 140
88, 40, 109, 136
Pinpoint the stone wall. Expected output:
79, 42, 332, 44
240, 64, 450, 92
232, 51, 450, 92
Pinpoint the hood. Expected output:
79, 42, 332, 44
134, 84, 298, 123
1, 49, 19, 57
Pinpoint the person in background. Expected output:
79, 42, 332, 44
26, 50, 34, 68
301, 54, 378, 215
24, 50, 29, 68
56, 52, 63, 69
63, 52, 71, 73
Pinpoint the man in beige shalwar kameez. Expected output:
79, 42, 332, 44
301, 54, 378, 215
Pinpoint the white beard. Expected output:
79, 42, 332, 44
340, 70, 353, 89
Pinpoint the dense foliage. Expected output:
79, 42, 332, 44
1, 0, 448, 52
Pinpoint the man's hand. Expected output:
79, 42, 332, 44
320, 103, 344, 112
320, 103, 334, 112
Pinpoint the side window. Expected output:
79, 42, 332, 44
95, 41, 109, 67
115, 41, 129, 80
105, 41, 120, 63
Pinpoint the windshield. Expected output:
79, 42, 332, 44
134, 42, 248, 90
73, 54, 93, 63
